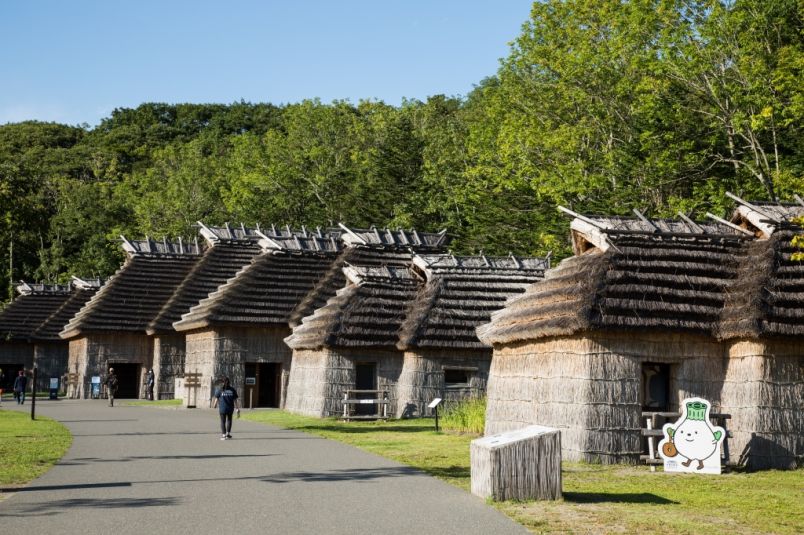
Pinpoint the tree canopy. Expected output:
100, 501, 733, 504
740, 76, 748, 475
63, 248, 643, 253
1, 0, 801, 299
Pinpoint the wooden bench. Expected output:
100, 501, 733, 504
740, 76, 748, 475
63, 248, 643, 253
342, 390, 389, 420
640, 410, 734, 469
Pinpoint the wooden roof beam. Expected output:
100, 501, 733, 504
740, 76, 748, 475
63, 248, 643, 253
632, 209, 660, 232
435, 229, 448, 247
794, 194, 804, 208
337, 223, 368, 245
677, 212, 705, 234
558, 205, 607, 229
726, 191, 781, 223
705, 212, 755, 236
255, 229, 283, 251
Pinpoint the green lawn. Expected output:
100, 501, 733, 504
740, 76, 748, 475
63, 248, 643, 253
242, 410, 803, 534
0, 409, 72, 487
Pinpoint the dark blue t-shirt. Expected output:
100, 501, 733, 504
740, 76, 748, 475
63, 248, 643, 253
215, 386, 238, 414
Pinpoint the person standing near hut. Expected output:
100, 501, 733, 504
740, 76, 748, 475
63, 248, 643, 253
212, 377, 240, 440
106, 367, 119, 407
13, 370, 28, 405
145, 369, 155, 400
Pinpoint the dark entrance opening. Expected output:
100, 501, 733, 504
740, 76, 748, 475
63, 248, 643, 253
1, 363, 25, 391
244, 362, 281, 408
111, 363, 141, 399
641, 362, 671, 411
354, 362, 377, 415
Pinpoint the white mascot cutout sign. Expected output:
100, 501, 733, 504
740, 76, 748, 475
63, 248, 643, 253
658, 397, 725, 474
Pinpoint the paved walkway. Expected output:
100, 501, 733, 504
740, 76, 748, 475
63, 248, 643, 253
0, 400, 525, 534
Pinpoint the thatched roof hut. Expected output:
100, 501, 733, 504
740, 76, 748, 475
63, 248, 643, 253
282, 227, 449, 417
61, 238, 202, 399
284, 251, 547, 418
478, 197, 803, 469
143, 223, 268, 398
0, 279, 100, 391
396, 254, 547, 417
174, 231, 343, 408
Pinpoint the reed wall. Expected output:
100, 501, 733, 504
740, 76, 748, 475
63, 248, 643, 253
396, 349, 491, 418
487, 331, 802, 468
183, 326, 292, 408
152, 334, 185, 400
67, 333, 152, 399
722, 340, 802, 469
284, 347, 403, 417
33, 342, 68, 391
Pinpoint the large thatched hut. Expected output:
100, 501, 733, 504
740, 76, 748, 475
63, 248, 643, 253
174, 231, 342, 408
284, 252, 546, 418
0, 279, 100, 392
61, 238, 201, 399
283, 227, 448, 417
395, 254, 547, 417
144, 223, 265, 399
477, 199, 803, 469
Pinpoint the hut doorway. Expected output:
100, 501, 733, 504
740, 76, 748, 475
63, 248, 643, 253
641, 362, 671, 411
244, 362, 281, 408
112, 363, 141, 399
1, 363, 25, 391
354, 362, 377, 415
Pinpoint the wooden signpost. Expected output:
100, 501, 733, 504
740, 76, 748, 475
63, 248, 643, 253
184, 372, 201, 408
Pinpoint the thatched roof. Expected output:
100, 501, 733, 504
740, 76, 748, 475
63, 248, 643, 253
173, 237, 342, 332
60, 239, 201, 339
285, 266, 422, 350
718, 224, 804, 339
0, 279, 101, 342
397, 254, 548, 350
478, 200, 804, 346
730, 198, 804, 238
287, 228, 449, 328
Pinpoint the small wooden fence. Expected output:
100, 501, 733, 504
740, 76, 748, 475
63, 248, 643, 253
641, 410, 734, 469
342, 389, 389, 421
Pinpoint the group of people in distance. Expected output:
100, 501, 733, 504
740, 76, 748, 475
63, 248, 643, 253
2, 366, 240, 440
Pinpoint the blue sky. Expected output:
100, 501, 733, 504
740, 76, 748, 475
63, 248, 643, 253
1, 1, 533, 126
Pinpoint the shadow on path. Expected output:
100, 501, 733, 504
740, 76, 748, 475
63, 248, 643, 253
0, 497, 180, 517
261, 466, 421, 483
58, 453, 278, 465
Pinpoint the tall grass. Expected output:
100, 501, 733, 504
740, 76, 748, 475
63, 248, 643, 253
440, 397, 486, 434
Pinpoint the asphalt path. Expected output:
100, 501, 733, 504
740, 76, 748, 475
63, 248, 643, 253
0, 400, 525, 534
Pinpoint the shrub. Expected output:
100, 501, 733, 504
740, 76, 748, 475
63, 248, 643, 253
440, 397, 486, 434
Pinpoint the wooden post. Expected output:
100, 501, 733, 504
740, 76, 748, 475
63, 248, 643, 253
30, 367, 37, 420
647, 416, 656, 472
343, 391, 349, 419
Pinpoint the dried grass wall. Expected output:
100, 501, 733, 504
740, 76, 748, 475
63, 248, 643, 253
67, 334, 152, 399
396, 349, 491, 418
184, 326, 292, 408
33, 342, 69, 391
284, 347, 403, 417
721, 340, 802, 469
152, 334, 186, 400
486, 332, 723, 463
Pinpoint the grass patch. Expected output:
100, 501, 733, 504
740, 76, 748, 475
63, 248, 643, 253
122, 399, 183, 407
440, 397, 486, 434
0, 409, 72, 487
242, 410, 803, 534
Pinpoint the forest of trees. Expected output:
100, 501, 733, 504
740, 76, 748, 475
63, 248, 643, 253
1, 0, 802, 300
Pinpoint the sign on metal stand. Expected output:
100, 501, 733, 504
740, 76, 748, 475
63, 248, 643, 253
429, 397, 442, 432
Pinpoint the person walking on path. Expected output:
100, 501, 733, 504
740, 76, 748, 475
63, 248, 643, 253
106, 368, 119, 407
13, 370, 28, 405
212, 376, 240, 440
145, 369, 155, 400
